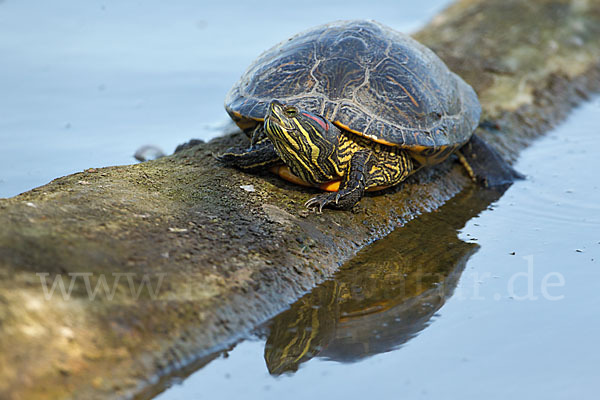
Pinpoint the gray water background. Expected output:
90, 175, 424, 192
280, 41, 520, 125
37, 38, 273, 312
0, 0, 448, 198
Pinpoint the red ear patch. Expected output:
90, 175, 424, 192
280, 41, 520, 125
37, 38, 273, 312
302, 112, 328, 131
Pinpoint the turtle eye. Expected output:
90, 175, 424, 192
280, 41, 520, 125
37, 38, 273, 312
284, 106, 298, 117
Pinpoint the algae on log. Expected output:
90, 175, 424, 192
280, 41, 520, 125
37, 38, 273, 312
1, 0, 599, 399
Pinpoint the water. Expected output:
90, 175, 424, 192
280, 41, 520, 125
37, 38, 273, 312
0, 0, 449, 198
155, 99, 600, 399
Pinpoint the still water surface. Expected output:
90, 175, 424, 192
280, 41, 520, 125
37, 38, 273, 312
156, 100, 600, 399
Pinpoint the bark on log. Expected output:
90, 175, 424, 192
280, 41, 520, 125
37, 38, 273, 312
1, 0, 599, 398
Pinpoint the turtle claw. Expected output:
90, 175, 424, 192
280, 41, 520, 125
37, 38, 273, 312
215, 141, 280, 171
304, 193, 337, 213
305, 187, 363, 211
335, 192, 342, 204
214, 147, 245, 166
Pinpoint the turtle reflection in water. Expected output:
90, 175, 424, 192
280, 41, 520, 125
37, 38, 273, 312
218, 20, 521, 210
263, 187, 504, 374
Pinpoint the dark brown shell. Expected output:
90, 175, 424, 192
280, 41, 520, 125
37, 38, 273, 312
225, 20, 480, 150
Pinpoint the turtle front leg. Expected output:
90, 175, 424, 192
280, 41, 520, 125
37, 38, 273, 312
216, 138, 281, 171
250, 124, 267, 149
305, 148, 414, 211
305, 150, 373, 212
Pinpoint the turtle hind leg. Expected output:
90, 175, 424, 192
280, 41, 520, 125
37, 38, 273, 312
458, 134, 524, 188
215, 138, 280, 171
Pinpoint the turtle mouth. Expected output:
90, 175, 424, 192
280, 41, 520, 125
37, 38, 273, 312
264, 115, 290, 138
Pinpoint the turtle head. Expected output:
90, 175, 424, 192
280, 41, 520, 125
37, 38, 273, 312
265, 100, 300, 131
265, 100, 336, 138
264, 100, 341, 183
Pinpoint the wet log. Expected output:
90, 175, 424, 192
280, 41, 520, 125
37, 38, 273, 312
1, 0, 599, 398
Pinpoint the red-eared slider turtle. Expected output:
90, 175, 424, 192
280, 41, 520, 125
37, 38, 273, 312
218, 20, 521, 211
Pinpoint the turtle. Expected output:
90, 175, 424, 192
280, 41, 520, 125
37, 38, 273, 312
217, 20, 521, 211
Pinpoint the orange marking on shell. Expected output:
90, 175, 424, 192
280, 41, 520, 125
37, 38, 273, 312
234, 120, 258, 131
229, 110, 264, 131
277, 61, 295, 68
410, 145, 428, 152
229, 110, 243, 119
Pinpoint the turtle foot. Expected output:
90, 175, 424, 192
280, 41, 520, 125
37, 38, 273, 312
459, 134, 524, 187
215, 141, 280, 171
305, 188, 362, 212
305, 193, 339, 213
